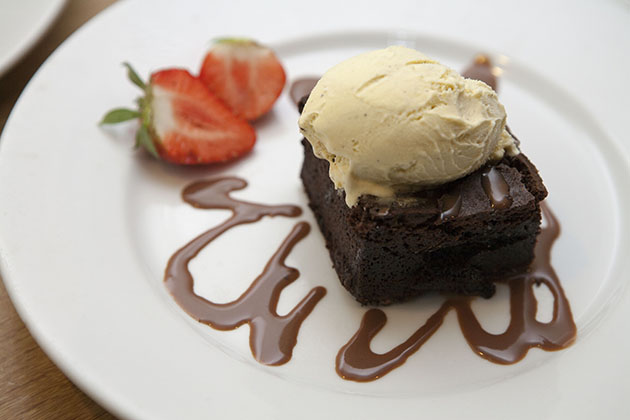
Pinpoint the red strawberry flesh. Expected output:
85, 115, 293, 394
150, 69, 256, 164
199, 40, 286, 121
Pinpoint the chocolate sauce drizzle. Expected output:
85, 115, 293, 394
436, 166, 512, 220
439, 187, 463, 221
467, 56, 511, 210
289, 77, 319, 110
336, 204, 576, 381
481, 166, 513, 209
164, 177, 326, 365
462, 54, 498, 91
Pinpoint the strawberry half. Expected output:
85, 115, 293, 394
101, 63, 256, 164
199, 38, 286, 121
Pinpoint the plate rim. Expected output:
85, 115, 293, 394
0, 0, 67, 76
1, 1, 630, 419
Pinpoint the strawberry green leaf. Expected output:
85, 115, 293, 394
135, 124, 159, 159
100, 108, 140, 125
213, 37, 257, 46
123, 62, 146, 90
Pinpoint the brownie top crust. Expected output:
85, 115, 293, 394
342, 149, 546, 225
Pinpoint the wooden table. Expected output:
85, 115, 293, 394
0, 1, 118, 418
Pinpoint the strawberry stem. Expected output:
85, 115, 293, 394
98, 63, 161, 161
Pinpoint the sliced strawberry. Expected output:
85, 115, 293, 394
199, 38, 286, 121
149, 69, 256, 164
100, 64, 256, 165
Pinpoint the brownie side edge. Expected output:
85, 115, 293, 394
300, 139, 546, 305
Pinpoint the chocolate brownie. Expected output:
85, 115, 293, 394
300, 139, 547, 305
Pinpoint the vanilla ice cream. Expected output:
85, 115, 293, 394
298, 46, 519, 207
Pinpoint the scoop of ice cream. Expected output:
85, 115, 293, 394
298, 46, 519, 207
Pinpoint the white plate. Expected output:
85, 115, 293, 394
0, 0, 66, 76
1, 0, 629, 419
